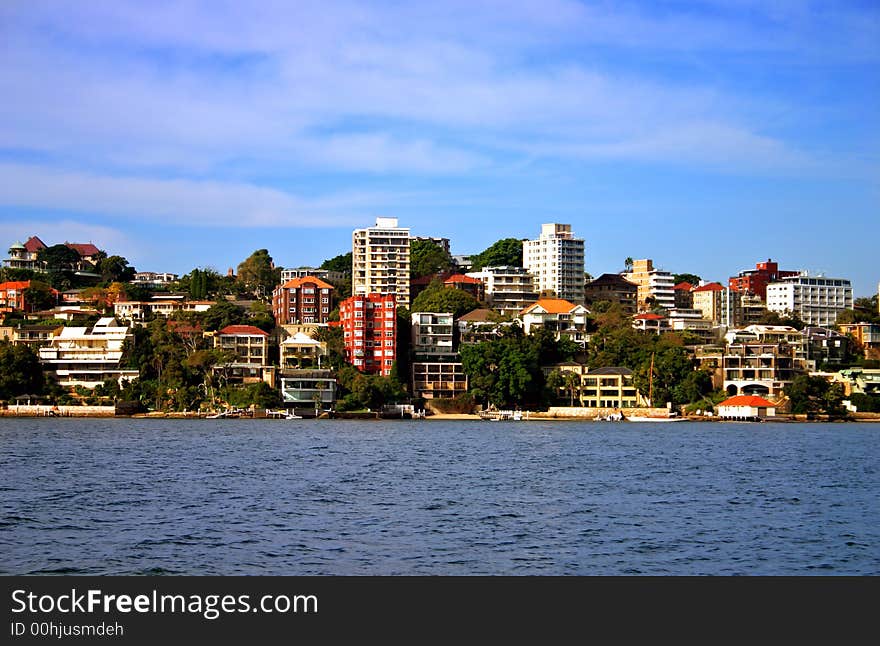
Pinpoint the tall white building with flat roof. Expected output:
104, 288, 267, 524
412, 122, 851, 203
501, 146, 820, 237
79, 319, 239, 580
766, 273, 853, 328
522, 223, 585, 303
352, 217, 411, 307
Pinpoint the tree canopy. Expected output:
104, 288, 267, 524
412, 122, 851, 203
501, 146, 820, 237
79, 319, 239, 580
321, 252, 352, 276
785, 375, 846, 418
673, 273, 702, 286
236, 249, 279, 297
0, 342, 46, 400
410, 239, 453, 278
98, 255, 136, 284
37, 244, 81, 273
469, 238, 523, 271
410, 282, 480, 318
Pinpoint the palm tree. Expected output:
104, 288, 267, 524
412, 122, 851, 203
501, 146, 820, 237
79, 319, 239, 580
624, 257, 634, 272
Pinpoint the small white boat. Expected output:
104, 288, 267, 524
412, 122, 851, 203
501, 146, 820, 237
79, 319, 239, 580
285, 412, 303, 420
625, 415, 688, 422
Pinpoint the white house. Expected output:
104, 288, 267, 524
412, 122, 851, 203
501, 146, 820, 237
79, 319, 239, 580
716, 395, 777, 420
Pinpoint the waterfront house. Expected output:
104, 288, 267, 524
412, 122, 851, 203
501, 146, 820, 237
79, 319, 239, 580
716, 395, 777, 420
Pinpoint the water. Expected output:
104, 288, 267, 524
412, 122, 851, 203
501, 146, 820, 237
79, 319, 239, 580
1, 418, 878, 575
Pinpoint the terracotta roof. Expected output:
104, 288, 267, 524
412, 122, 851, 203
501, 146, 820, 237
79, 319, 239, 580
634, 313, 666, 320
24, 236, 47, 252
66, 242, 101, 257
0, 281, 33, 290
444, 274, 482, 285
693, 282, 724, 292
279, 276, 334, 290
218, 325, 269, 336
719, 395, 777, 408
458, 308, 496, 322
674, 282, 693, 291
520, 298, 578, 315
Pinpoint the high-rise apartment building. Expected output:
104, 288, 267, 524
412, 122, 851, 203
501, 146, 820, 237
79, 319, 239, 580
352, 217, 410, 307
522, 223, 585, 303
624, 259, 675, 312
339, 293, 397, 376
766, 274, 853, 328
465, 266, 538, 316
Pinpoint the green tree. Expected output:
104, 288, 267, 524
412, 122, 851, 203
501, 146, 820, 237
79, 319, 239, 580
98, 255, 136, 284
320, 252, 352, 276
673, 273, 702, 286
202, 300, 247, 331
236, 249, 278, 297
411, 281, 480, 318
757, 309, 806, 330
785, 375, 846, 418
37, 244, 81, 273
247, 301, 275, 332
22, 281, 57, 312
469, 238, 523, 271
624, 257, 634, 272
410, 239, 453, 278
0, 342, 46, 399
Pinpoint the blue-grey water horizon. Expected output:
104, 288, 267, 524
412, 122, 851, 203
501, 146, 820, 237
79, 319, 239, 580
1, 418, 878, 575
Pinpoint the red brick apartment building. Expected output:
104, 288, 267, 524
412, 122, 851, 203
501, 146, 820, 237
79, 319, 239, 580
339, 293, 397, 376
729, 259, 798, 301
272, 276, 334, 325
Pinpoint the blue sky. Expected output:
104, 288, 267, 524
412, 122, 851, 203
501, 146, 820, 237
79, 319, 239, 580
2, 0, 878, 296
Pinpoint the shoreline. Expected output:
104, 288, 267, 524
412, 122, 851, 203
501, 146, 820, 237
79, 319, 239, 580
2, 409, 879, 423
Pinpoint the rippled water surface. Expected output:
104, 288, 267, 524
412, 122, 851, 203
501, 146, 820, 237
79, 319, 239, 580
1, 418, 878, 575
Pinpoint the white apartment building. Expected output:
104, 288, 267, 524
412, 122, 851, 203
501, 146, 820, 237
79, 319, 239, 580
411, 312, 456, 360
522, 223, 585, 303
766, 273, 853, 328
279, 267, 345, 283
624, 259, 675, 312
352, 217, 411, 307
465, 266, 538, 316
410, 312, 467, 399
38, 318, 139, 388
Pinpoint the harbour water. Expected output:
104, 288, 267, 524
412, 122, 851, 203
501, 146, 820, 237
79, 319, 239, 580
1, 418, 877, 575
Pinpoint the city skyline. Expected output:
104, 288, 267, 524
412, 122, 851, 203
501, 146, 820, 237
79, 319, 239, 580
1, 1, 878, 296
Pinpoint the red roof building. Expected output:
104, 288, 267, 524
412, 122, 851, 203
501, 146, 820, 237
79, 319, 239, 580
272, 276, 334, 325
0, 280, 59, 313
674, 282, 694, 309
444, 274, 485, 302
716, 395, 778, 419
339, 293, 397, 376
729, 259, 798, 301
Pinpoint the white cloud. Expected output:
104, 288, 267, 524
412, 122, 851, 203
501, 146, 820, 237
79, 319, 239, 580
0, 163, 383, 228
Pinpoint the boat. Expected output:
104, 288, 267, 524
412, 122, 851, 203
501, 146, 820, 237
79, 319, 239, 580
206, 409, 239, 419
479, 409, 528, 421
625, 415, 688, 422
285, 412, 303, 420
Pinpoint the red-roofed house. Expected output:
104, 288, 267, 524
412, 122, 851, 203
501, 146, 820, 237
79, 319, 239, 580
632, 312, 668, 333
692, 282, 725, 324
213, 325, 273, 386
271, 276, 334, 325
674, 282, 694, 309
444, 274, 485, 302
716, 395, 777, 420
518, 298, 589, 346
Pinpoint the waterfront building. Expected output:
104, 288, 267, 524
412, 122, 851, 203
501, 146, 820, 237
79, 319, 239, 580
716, 395, 777, 420
279, 370, 337, 409
339, 293, 397, 376
271, 276, 334, 325
623, 259, 675, 312
802, 327, 852, 368
352, 217, 410, 307
517, 298, 589, 347
832, 368, 880, 397
38, 317, 138, 388
465, 266, 538, 316
766, 273, 853, 328
522, 223, 585, 303
410, 312, 467, 400
211, 324, 274, 386
722, 342, 805, 397
584, 273, 638, 315
729, 258, 799, 301
579, 367, 645, 409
